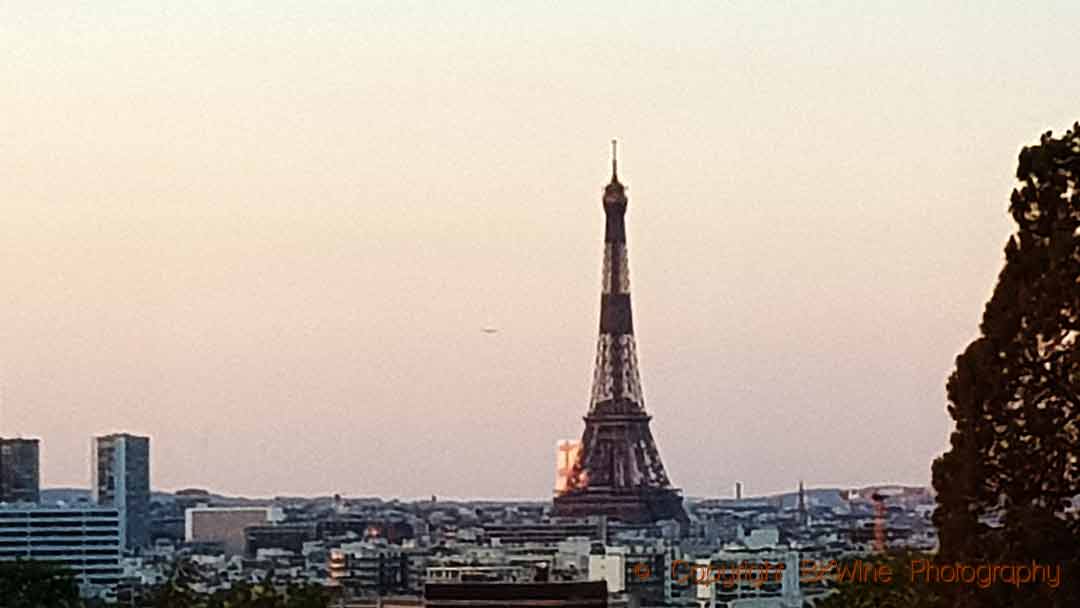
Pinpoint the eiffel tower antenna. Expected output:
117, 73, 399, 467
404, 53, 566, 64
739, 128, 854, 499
611, 139, 618, 180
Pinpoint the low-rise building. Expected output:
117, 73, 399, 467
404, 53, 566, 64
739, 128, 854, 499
185, 506, 282, 556
0, 505, 123, 599
483, 518, 608, 545
329, 540, 409, 596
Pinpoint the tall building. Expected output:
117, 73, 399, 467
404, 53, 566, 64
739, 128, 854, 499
0, 504, 123, 599
0, 437, 40, 504
553, 144, 687, 524
92, 433, 150, 549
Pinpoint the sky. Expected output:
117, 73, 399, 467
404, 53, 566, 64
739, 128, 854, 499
2, 1, 1079, 499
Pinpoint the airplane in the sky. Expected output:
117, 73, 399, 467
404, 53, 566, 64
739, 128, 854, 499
481, 328, 499, 334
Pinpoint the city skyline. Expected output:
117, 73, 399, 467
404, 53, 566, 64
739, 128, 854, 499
4, 2, 1080, 499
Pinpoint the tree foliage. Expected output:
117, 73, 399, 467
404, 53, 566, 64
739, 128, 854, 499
932, 124, 1080, 607
144, 561, 332, 608
146, 558, 204, 608
808, 552, 941, 608
0, 559, 82, 608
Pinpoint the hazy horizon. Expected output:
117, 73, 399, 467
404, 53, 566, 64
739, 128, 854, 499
37, 482, 926, 502
3, 2, 1079, 500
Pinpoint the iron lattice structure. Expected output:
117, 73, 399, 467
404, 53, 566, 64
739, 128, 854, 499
553, 146, 687, 524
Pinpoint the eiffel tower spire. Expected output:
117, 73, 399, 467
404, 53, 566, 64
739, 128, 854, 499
611, 139, 618, 181
553, 143, 686, 524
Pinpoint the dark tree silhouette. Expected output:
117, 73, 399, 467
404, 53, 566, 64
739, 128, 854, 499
932, 124, 1080, 607
808, 552, 941, 608
148, 557, 204, 608
152, 567, 331, 608
282, 582, 332, 608
0, 559, 82, 608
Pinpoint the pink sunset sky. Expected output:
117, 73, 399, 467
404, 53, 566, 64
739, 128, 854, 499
2, 2, 1079, 498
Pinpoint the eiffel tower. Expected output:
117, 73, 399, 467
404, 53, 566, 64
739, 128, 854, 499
553, 142, 687, 524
